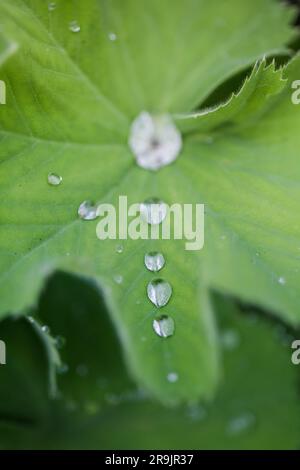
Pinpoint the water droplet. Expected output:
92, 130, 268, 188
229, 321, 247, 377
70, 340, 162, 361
78, 201, 97, 220
76, 364, 88, 377
55, 335, 66, 349
116, 244, 123, 254
48, 2, 56, 11
221, 329, 240, 350
167, 372, 178, 383
278, 276, 286, 285
27, 316, 35, 323
57, 363, 69, 374
113, 274, 123, 284
47, 172, 62, 186
108, 32, 117, 41
153, 315, 175, 338
129, 112, 182, 171
69, 20, 80, 33
147, 279, 172, 307
140, 198, 167, 225
144, 252, 165, 272
41, 325, 50, 334
226, 412, 256, 436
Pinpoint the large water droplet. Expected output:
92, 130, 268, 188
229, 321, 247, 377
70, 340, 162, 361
69, 20, 81, 33
140, 198, 167, 225
147, 279, 172, 307
78, 201, 97, 220
144, 252, 165, 272
226, 412, 256, 436
153, 315, 175, 338
129, 112, 182, 170
47, 172, 62, 186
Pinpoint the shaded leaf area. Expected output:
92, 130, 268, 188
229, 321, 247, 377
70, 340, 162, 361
0, 275, 299, 449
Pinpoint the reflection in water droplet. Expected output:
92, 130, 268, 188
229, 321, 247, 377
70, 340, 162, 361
278, 276, 286, 285
47, 172, 62, 186
108, 32, 117, 41
140, 198, 167, 225
116, 244, 123, 254
41, 325, 50, 334
69, 20, 81, 33
226, 412, 256, 436
144, 252, 165, 272
76, 364, 89, 377
147, 279, 172, 307
153, 315, 175, 338
78, 201, 97, 220
129, 112, 182, 171
167, 372, 178, 383
221, 329, 240, 350
114, 274, 123, 284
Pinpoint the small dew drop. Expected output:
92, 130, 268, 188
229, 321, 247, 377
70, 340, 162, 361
41, 325, 50, 334
144, 252, 165, 272
47, 172, 62, 186
78, 201, 97, 220
48, 2, 56, 11
114, 274, 123, 284
69, 20, 81, 33
108, 32, 117, 41
226, 412, 256, 436
27, 316, 35, 323
140, 198, 168, 225
221, 329, 240, 351
153, 315, 175, 338
129, 112, 182, 171
116, 244, 123, 254
278, 276, 286, 285
167, 372, 178, 383
147, 279, 172, 307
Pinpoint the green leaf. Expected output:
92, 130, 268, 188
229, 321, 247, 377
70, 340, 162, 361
175, 59, 287, 133
0, 316, 58, 427
0, 0, 299, 404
